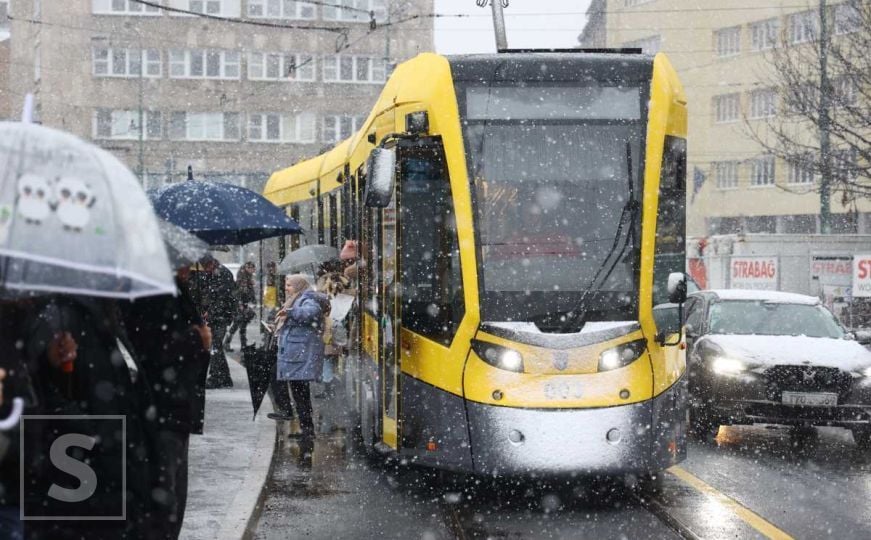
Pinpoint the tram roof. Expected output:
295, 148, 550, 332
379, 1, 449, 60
263, 138, 353, 206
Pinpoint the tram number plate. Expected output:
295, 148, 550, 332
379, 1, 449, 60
543, 381, 583, 400
781, 392, 837, 406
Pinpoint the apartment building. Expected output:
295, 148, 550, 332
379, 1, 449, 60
579, 0, 869, 237
6, 0, 433, 193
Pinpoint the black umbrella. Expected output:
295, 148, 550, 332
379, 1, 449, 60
148, 179, 302, 245
244, 333, 276, 419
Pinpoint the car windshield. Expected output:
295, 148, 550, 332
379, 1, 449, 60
708, 300, 845, 338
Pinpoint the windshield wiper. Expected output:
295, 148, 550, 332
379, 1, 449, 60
560, 142, 639, 332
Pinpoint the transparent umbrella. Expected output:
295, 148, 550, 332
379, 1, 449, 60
157, 218, 209, 268
0, 122, 175, 299
277, 244, 338, 274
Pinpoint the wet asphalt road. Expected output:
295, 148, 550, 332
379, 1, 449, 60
254, 391, 871, 540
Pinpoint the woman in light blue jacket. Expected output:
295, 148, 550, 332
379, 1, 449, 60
275, 274, 330, 438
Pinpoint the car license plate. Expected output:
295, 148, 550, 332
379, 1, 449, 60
781, 392, 838, 406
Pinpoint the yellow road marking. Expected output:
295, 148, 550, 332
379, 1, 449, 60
667, 466, 794, 540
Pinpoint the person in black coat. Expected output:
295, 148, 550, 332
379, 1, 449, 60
122, 267, 211, 539
194, 255, 235, 389
224, 261, 256, 351
20, 296, 156, 540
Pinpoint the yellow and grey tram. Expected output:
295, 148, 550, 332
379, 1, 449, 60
264, 51, 688, 477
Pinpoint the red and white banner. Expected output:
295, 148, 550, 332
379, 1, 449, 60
852, 255, 871, 298
730, 256, 778, 290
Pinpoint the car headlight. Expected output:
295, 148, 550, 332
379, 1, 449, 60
711, 356, 748, 376
598, 339, 647, 372
472, 340, 524, 373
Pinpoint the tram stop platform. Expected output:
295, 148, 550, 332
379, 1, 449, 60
180, 354, 277, 540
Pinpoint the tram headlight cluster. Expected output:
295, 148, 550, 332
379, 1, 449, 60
598, 339, 647, 372
472, 340, 525, 373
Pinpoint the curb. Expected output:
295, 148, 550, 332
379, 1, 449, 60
215, 364, 278, 540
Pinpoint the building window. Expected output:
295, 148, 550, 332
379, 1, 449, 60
707, 216, 743, 235
93, 109, 162, 140
833, 148, 858, 183
788, 10, 818, 44
780, 214, 817, 234
834, 2, 860, 35
746, 216, 777, 233
749, 88, 777, 119
187, 0, 225, 15
831, 213, 858, 234
622, 35, 661, 54
750, 156, 776, 187
169, 112, 240, 141
835, 77, 857, 107
248, 0, 315, 19
323, 0, 387, 22
323, 55, 386, 83
93, 0, 161, 15
750, 18, 779, 51
169, 49, 240, 79
787, 155, 815, 185
715, 26, 740, 57
786, 83, 817, 115
322, 114, 365, 143
713, 161, 739, 189
92, 47, 162, 78
713, 93, 740, 123
247, 112, 316, 143
247, 52, 315, 81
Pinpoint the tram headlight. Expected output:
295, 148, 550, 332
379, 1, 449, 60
598, 339, 647, 372
472, 340, 525, 373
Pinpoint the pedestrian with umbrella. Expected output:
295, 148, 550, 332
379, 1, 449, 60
148, 175, 302, 413
0, 122, 176, 539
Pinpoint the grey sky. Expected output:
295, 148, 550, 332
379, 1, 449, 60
433, 0, 591, 54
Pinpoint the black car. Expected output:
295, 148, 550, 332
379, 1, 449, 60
677, 289, 871, 447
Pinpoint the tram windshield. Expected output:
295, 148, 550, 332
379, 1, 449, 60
461, 84, 644, 331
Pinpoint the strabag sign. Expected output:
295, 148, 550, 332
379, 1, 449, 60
852, 255, 871, 297
730, 256, 778, 290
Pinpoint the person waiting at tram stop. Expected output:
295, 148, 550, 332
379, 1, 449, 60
316, 259, 351, 398
274, 274, 330, 439
121, 263, 212, 539
196, 255, 235, 389
224, 261, 256, 352
340, 239, 359, 282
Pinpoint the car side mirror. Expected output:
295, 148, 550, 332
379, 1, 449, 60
667, 272, 687, 304
364, 147, 396, 208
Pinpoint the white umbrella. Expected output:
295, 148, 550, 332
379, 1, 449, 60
0, 122, 175, 299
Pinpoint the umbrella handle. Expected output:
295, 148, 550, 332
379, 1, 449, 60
0, 398, 25, 431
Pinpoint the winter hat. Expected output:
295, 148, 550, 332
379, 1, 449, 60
340, 240, 358, 261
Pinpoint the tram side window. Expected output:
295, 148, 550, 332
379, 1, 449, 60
653, 136, 687, 308
400, 143, 464, 345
